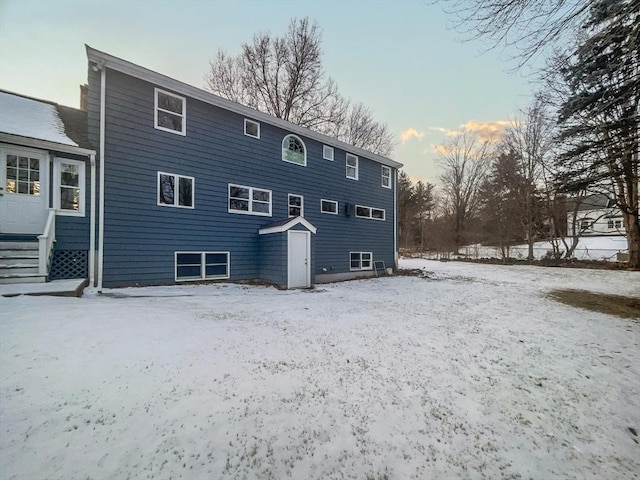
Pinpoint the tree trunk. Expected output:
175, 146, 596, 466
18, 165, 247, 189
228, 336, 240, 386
624, 211, 640, 269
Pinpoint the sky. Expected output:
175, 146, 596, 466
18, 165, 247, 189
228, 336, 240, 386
0, 0, 539, 184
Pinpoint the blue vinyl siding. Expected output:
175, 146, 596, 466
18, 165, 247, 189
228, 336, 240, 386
259, 233, 287, 288
91, 68, 396, 287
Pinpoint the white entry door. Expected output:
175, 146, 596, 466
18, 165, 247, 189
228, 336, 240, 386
288, 230, 310, 288
0, 147, 48, 234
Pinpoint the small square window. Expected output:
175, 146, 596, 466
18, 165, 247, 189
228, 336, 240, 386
323, 145, 334, 161
346, 153, 358, 180
244, 119, 260, 139
321, 199, 338, 215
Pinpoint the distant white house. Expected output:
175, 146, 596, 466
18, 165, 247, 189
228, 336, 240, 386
567, 194, 625, 236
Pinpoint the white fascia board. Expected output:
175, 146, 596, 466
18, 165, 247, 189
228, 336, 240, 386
259, 217, 317, 235
0, 133, 95, 156
86, 45, 402, 170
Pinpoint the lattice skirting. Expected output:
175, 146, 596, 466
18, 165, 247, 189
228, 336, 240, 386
49, 250, 88, 280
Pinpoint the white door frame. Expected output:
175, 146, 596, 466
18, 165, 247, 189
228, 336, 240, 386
287, 230, 311, 289
0, 144, 50, 234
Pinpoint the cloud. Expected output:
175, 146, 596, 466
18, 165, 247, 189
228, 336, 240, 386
429, 120, 510, 143
400, 127, 425, 143
459, 120, 510, 142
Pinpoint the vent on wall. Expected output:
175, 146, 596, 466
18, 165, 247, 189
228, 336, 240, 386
344, 203, 354, 217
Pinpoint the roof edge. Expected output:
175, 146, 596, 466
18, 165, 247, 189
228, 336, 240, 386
85, 45, 402, 169
259, 217, 318, 235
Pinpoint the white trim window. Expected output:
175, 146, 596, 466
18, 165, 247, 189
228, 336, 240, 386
244, 119, 260, 139
228, 184, 272, 216
381, 165, 391, 189
323, 145, 334, 161
346, 153, 358, 180
54, 158, 85, 216
288, 194, 304, 217
175, 251, 229, 281
356, 204, 385, 220
282, 134, 306, 166
350, 252, 372, 271
321, 199, 338, 215
158, 172, 194, 208
154, 88, 186, 135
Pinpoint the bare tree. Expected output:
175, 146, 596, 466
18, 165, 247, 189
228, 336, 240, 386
438, 130, 492, 252
502, 96, 553, 259
205, 17, 395, 156
439, 0, 596, 66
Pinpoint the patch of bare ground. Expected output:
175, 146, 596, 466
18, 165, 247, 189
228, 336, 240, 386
549, 289, 640, 319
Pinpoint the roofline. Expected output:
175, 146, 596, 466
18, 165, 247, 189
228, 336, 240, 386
0, 133, 96, 156
0, 88, 82, 111
86, 45, 402, 169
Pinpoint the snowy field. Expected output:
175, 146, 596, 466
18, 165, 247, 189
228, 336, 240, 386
1, 260, 639, 480
455, 235, 628, 262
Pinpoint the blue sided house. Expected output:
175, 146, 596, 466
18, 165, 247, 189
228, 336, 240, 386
0, 46, 402, 289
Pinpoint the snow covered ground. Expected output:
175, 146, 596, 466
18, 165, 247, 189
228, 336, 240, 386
1, 260, 639, 480
457, 235, 629, 262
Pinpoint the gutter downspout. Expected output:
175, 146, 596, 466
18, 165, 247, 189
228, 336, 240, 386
89, 153, 96, 286
394, 168, 398, 269
97, 66, 106, 290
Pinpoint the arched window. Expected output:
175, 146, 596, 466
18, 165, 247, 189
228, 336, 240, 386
282, 134, 306, 166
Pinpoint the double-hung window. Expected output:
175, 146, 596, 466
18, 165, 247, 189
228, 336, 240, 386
381, 166, 391, 188
288, 194, 304, 217
346, 153, 358, 180
175, 252, 229, 281
321, 199, 338, 214
158, 172, 194, 208
355, 204, 385, 220
154, 88, 186, 135
350, 252, 372, 271
228, 184, 272, 216
54, 158, 85, 216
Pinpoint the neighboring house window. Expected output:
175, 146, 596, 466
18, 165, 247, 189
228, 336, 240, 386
228, 184, 272, 216
356, 204, 385, 220
154, 88, 186, 135
175, 252, 229, 281
615, 220, 622, 228
54, 158, 85, 216
607, 220, 614, 229
323, 145, 334, 161
5, 154, 40, 196
158, 172, 194, 208
579, 218, 594, 231
321, 199, 338, 214
346, 153, 358, 180
282, 134, 306, 166
350, 252, 372, 271
381, 165, 391, 188
288, 194, 304, 217
244, 119, 260, 139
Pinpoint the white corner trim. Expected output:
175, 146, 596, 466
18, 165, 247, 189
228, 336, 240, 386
89, 154, 96, 286
259, 216, 317, 235
97, 67, 106, 290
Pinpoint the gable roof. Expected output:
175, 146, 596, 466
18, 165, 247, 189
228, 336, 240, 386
566, 193, 616, 212
259, 217, 317, 235
86, 45, 402, 170
0, 90, 93, 154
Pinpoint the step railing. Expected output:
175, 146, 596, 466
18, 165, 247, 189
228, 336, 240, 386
38, 210, 56, 276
